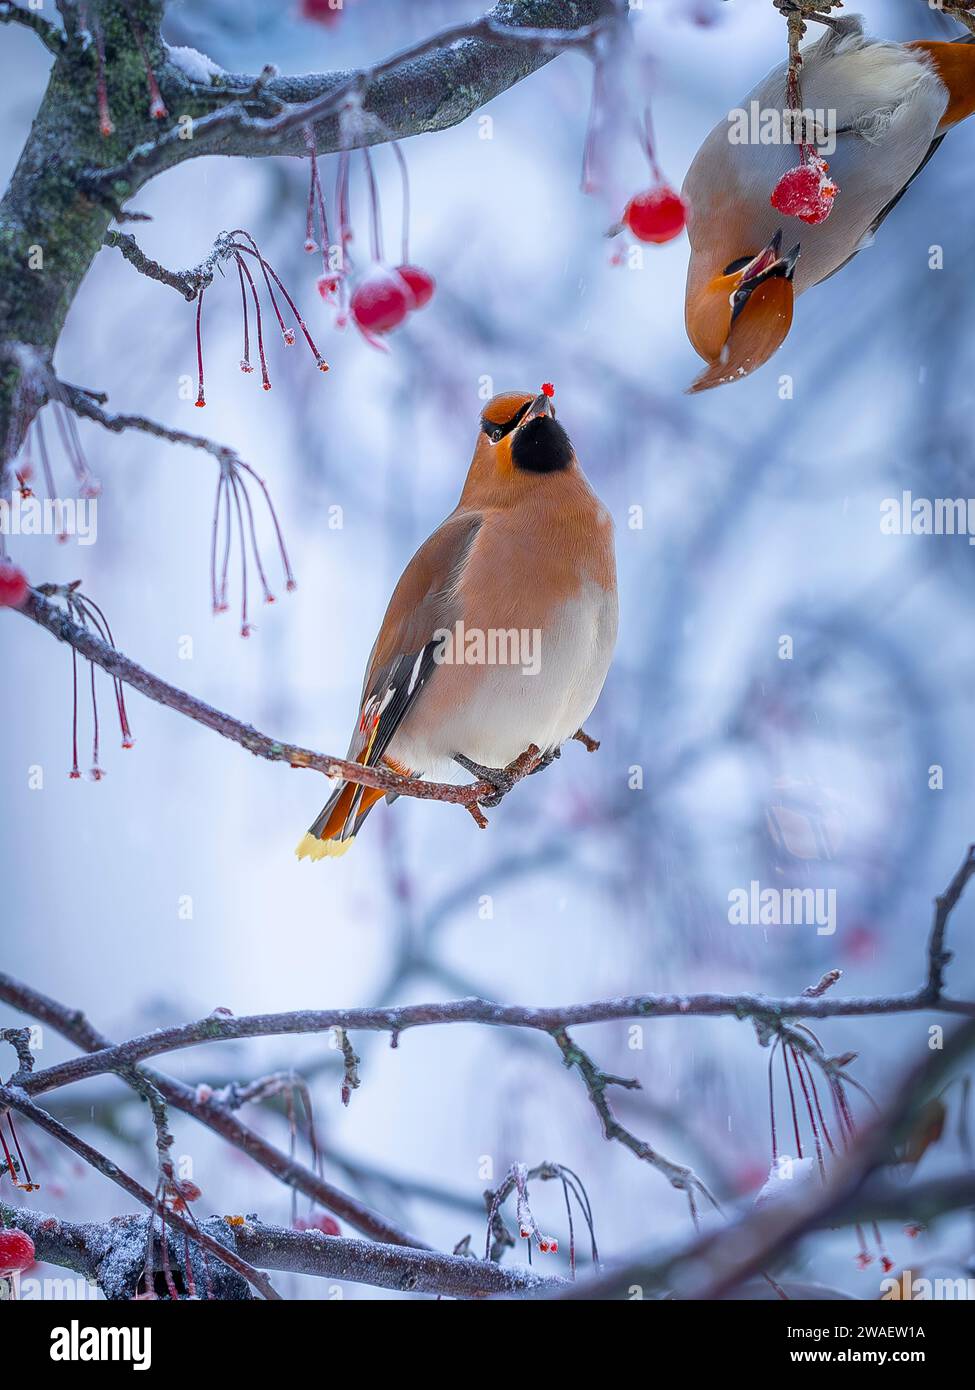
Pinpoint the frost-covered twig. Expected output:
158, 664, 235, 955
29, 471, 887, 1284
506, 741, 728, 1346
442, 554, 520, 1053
0, 971, 427, 1250
86, 4, 618, 194
0, 1084, 281, 1299
103, 229, 236, 301
0, 1203, 566, 1298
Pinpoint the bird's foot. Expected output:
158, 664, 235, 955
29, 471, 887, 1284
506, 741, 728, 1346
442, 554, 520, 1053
455, 744, 543, 808
454, 753, 516, 808
528, 746, 560, 777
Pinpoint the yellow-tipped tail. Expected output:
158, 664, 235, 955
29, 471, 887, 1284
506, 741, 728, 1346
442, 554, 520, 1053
295, 831, 354, 862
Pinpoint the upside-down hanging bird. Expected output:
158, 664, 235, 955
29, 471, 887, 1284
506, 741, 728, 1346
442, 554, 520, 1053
682, 14, 975, 391
296, 388, 618, 860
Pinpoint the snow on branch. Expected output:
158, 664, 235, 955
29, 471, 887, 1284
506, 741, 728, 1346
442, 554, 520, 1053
0, 1203, 565, 1299
86, 1, 619, 197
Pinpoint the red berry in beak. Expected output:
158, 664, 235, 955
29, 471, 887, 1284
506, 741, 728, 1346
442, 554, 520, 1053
395, 264, 435, 310
623, 185, 688, 244
0, 561, 28, 609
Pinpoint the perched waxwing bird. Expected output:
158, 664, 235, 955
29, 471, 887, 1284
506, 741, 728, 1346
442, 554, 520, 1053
682, 15, 975, 391
296, 388, 618, 860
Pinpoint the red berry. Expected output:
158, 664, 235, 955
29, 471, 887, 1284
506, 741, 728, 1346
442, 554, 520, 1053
350, 266, 413, 336
0, 1228, 35, 1275
770, 158, 838, 225
296, 1214, 340, 1236
623, 186, 688, 244
395, 264, 436, 310
301, 0, 343, 25
0, 561, 28, 609
317, 274, 341, 302
541, 382, 555, 398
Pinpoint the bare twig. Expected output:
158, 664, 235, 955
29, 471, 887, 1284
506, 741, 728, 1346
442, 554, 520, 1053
553, 1028, 719, 1209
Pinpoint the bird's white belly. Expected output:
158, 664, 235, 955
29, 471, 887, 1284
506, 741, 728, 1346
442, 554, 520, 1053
390, 583, 618, 778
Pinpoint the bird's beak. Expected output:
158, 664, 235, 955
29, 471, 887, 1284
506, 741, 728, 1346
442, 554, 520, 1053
518, 392, 553, 426
732, 231, 800, 323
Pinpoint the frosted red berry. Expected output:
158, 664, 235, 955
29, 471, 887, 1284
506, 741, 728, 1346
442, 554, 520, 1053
0, 561, 28, 609
0, 1228, 35, 1275
770, 157, 838, 225
350, 266, 413, 336
296, 1214, 341, 1236
301, 0, 343, 24
396, 264, 435, 310
623, 186, 688, 244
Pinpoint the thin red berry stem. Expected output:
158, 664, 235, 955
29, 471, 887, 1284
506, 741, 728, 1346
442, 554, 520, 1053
641, 107, 665, 186
89, 658, 101, 777
34, 415, 57, 515
195, 288, 206, 407
227, 469, 250, 636
70, 647, 81, 778
790, 1046, 825, 1181
238, 461, 296, 590
92, 18, 114, 137
122, 0, 168, 119
237, 259, 252, 373
233, 244, 328, 370
362, 147, 383, 263
795, 1048, 837, 1157
781, 1041, 803, 1159
389, 140, 410, 265
336, 150, 353, 266
229, 232, 292, 343
237, 472, 274, 604
233, 252, 270, 390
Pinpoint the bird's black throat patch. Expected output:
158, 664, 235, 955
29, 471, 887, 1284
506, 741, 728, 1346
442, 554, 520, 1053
511, 416, 573, 474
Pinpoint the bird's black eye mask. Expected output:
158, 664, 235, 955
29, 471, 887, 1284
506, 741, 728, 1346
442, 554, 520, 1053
480, 400, 532, 443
